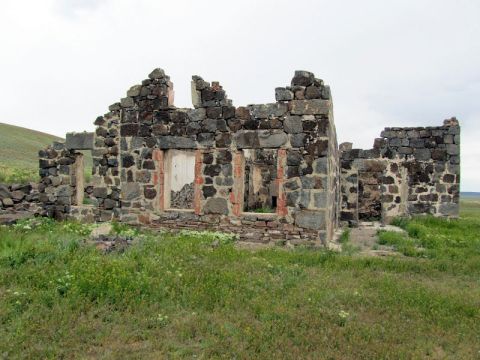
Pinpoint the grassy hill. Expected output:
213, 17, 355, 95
0, 123, 62, 183
0, 123, 92, 183
0, 123, 62, 170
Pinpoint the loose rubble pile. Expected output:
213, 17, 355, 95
90, 234, 134, 253
170, 183, 194, 209
0, 183, 41, 224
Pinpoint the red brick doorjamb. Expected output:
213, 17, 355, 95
276, 149, 288, 217
193, 149, 203, 215
231, 151, 244, 216
152, 149, 165, 212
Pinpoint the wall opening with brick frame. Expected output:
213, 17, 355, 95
163, 150, 196, 211
242, 149, 278, 214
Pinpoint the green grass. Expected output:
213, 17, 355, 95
0, 166, 39, 184
0, 123, 93, 184
252, 207, 276, 213
378, 201, 480, 261
0, 203, 479, 358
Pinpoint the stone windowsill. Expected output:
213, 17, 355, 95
241, 212, 277, 221
164, 208, 195, 213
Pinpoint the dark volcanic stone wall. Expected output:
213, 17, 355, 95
37, 67, 460, 244
340, 118, 460, 224
39, 68, 340, 246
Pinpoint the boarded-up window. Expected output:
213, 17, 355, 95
164, 150, 195, 210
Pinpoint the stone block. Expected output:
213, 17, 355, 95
39, 159, 56, 168
215, 133, 232, 147
275, 87, 294, 101
56, 185, 73, 198
249, 103, 288, 119
197, 133, 215, 146
234, 131, 259, 149
188, 108, 206, 122
287, 151, 302, 166
298, 190, 310, 208
149, 68, 166, 79
93, 187, 108, 198
305, 85, 322, 99
321, 86, 331, 100
104, 198, 117, 210
2, 198, 14, 207
431, 149, 447, 161
206, 107, 222, 119
389, 138, 402, 147
204, 164, 222, 177
201, 118, 217, 132
289, 100, 330, 115
446, 144, 459, 155
284, 115, 303, 134
290, 133, 306, 147
136, 170, 151, 183
313, 192, 327, 208
286, 191, 300, 206
120, 97, 135, 108
127, 85, 142, 97
291, 71, 315, 87
121, 183, 141, 201
203, 186, 217, 198
120, 123, 139, 137
11, 190, 25, 202
186, 122, 201, 135
398, 147, 413, 155
66, 132, 94, 150
0, 185, 11, 200
413, 148, 431, 161
410, 138, 425, 148
295, 210, 325, 230
203, 198, 228, 215
157, 136, 196, 149
258, 130, 288, 148
313, 158, 328, 174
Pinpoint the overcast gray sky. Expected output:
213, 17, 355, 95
0, 0, 478, 190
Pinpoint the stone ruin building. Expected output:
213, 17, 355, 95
35, 68, 460, 246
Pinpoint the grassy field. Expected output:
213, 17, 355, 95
0, 203, 479, 359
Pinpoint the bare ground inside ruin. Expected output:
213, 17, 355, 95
235, 222, 407, 255
344, 222, 406, 257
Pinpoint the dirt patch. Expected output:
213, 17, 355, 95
347, 221, 406, 257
